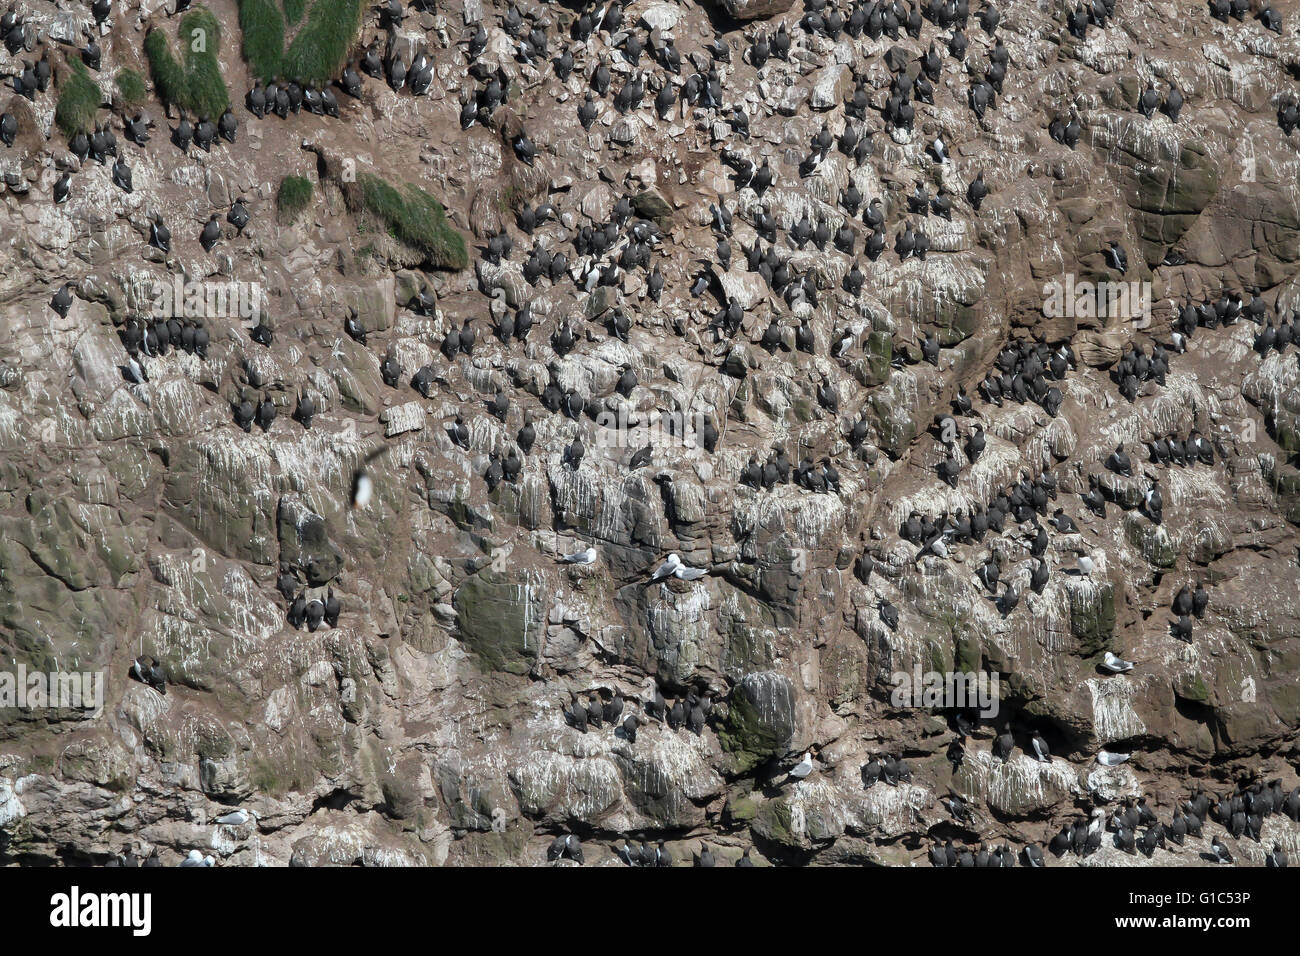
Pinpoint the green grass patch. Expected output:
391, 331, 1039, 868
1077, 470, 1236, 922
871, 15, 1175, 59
281, 0, 362, 86
276, 174, 313, 223
237, 0, 284, 83
496, 182, 527, 214
353, 173, 468, 270
144, 6, 230, 119
114, 68, 147, 111
249, 751, 312, 797
55, 58, 101, 139
236, 0, 361, 86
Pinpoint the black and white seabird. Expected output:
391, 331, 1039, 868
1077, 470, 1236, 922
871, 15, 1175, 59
111, 159, 132, 192
200, 214, 222, 252
130, 655, 167, 694
1210, 835, 1234, 865
51, 282, 75, 318
1030, 731, 1051, 763
228, 198, 250, 235
1104, 241, 1128, 273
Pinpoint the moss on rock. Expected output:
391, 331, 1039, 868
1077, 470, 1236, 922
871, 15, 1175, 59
454, 571, 541, 675
1069, 580, 1117, 656
718, 670, 797, 773
349, 174, 468, 271
1123, 513, 1178, 568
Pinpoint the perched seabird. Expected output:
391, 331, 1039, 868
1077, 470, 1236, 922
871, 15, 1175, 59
50, 282, 74, 318
256, 395, 276, 432
1100, 651, 1134, 674
53, 171, 70, 204
618, 713, 643, 743
1029, 558, 1049, 594
148, 215, 171, 253
993, 730, 1014, 761
879, 600, 899, 631
228, 198, 250, 235
667, 697, 686, 730
788, 751, 814, 780
1163, 83, 1184, 122
513, 132, 536, 166
546, 834, 568, 860
559, 546, 597, 566
1210, 835, 1234, 865
1030, 731, 1051, 763
111, 159, 133, 192
324, 588, 340, 628
1096, 750, 1130, 766
304, 597, 325, 631
860, 756, 882, 789
1104, 241, 1129, 273
130, 655, 166, 694
929, 133, 948, 163
200, 214, 222, 252
674, 560, 708, 581
1050, 509, 1077, 533
998, 581, 1020, 617
192, 112, 216, 150
1192, 580, 1209, 618
285, 392, 313, 433
218, 109, 238, 143
1137, 81, 1160, 119
942, 794, 973, 823
1049, 826, 1071, 857
122, 355, 147, 384
1106, 443, 1132, 477
564, 834, 584, 865
650, 553, 682, 581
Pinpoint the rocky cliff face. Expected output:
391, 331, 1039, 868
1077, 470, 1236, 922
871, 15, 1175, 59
3, 0, 1300, 867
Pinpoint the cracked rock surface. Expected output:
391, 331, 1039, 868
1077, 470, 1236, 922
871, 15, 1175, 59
3, 0, 1300, 867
